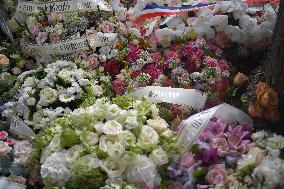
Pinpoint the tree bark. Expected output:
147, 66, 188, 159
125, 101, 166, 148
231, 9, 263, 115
265, 0, 284, 133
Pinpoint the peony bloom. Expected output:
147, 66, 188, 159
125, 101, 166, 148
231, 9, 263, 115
205, 164, 228, 185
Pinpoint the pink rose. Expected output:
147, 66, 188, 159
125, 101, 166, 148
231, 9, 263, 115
87, 54, 99, 69
206, 164, 228, 185
180, 152, 196, 169
0, 131, 8, 140
211, 137, 229, 157
101, 21, 115, 33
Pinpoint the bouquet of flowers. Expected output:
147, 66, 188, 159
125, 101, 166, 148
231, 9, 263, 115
234, 130, 284, 189
124, 0, 277, 54
167, 117, 254, 188
0, 130, 33, 187
31, 97, 178, 188
12, 60, 103, 129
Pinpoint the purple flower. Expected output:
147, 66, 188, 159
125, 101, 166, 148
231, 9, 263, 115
225, 153, 241, 167
196, 148, 219, 165
198, 119, 225, 142
167, 163, 182, 178
227, 124, 252, 151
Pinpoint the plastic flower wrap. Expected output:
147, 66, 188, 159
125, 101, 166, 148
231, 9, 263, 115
32, 97, 178, 188
0, 131, 33, 186
12, 60, 103, 129
167, 117, 254, 188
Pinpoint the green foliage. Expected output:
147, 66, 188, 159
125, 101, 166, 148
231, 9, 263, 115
34, 128, 55, 150
112, 96, 134, 109
69, 113, 96, 130
60, 128, 80, 149
69, 164, 107, 189
96, 147, 108, 160
192, 169, 207, 177
27, 149, 41, 170
0, 75, 17, 93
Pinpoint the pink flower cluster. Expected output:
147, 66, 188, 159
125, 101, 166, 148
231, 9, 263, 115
167, 118, 253, 188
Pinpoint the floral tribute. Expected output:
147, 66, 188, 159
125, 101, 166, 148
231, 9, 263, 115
13, 60, 103, 128
31, 97, 178, 188
167, 117, 254, 188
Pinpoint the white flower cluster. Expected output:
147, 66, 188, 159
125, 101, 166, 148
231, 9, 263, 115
126, 0, 277, 50
41, 151, 70, 187
237, 131, 284, 189
15, 60, 103, 128
39, 98, 175, 188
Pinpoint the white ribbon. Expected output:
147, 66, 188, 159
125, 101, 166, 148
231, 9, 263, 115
176, 103, 253, 155
7, 114, 34, 137
20, 33, 118, 55
16, 0, 112, 13
128, 86, 207, 110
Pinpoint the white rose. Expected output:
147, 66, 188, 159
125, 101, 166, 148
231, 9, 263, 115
138, 126, 159, 145
65, 145, 81, 166
107, 142, 125, 158
101, 157, 126, 177
147, 118, 168, 131
0, 141, 11, 156
126, 155, 161, 188
119, 130, 136, 145
94, 122, 104, 134
99, 135, 119, 152
39, 87, 57, 106
85, 132, 99, 146
103, 120, 123, 135
150, 147, 169, 166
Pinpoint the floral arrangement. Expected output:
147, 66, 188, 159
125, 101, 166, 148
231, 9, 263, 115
13, 60, 103, 128
124, 0, 277, 54
233, 130, 284, 189
167, 117, 254, 188
0, 130, 33, 187
31, 97, 178, 188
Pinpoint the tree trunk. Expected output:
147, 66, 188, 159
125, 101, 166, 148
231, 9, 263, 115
264, 0, 284, 134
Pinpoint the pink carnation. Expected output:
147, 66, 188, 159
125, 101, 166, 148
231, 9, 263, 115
150, 52, 162, 63
6, 138, 14, 146
143, 64, 162, 83
103, 59, 121, 79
